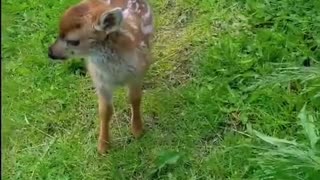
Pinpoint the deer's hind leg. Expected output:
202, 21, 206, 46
128, 82, 144, 138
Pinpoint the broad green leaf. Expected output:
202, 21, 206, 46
298, 104, 320, 149
253, 130, 298, 147
155, 151, 181, 170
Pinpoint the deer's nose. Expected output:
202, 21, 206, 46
48, 46, 65, 60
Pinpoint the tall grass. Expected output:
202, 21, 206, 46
248, 103, 320, 179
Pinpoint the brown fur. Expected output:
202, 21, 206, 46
48, 0, 154, 154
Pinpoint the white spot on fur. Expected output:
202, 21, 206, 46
123, 8, 130, 18
120, 29, 135, 41
135, 4, 140, 11
123, 8, 139, 30
128, 0, 140, 12
142, 3, 151, 22
140, 41, 146, 48
141, 24, 153, 35
129, 22, 139, 30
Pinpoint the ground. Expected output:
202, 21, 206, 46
3, 0, 320, 179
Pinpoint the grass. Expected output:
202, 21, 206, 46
3, 0, 320, 179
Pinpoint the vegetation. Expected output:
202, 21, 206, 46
3, 0, 320, 179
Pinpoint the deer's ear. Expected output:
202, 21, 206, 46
94, 8, 123, 32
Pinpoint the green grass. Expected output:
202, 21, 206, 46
3, 0, 320, 179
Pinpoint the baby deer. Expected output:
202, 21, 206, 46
48, 0, 154, 154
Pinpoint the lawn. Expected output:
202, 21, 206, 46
3, 0, 320, 179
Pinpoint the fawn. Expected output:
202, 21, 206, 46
48, 0, 154, 154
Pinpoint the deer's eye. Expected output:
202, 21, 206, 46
67, 40, 80, 46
